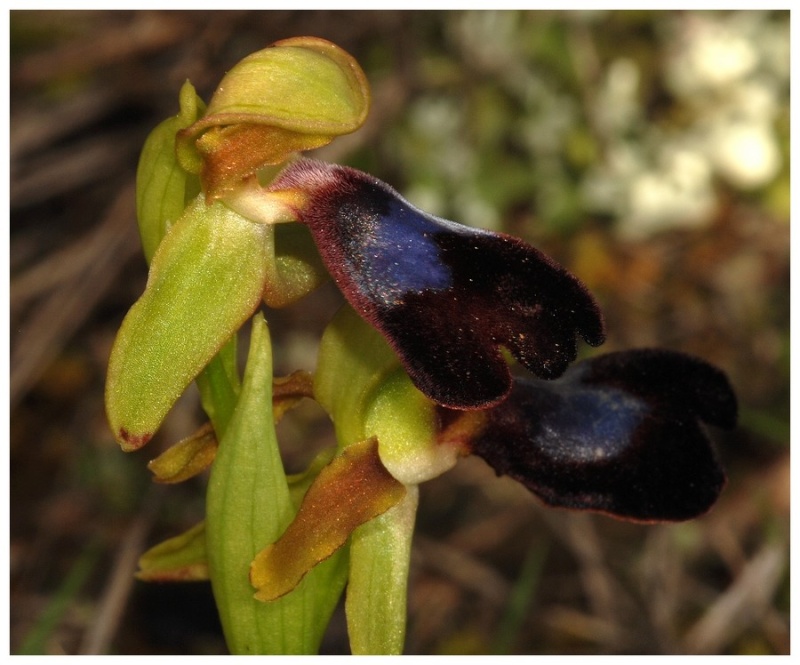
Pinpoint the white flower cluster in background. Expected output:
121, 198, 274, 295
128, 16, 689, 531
582, 11, 787, 239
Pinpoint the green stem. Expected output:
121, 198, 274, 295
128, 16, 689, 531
346, 487, 418, 655
196, 335, 240, 437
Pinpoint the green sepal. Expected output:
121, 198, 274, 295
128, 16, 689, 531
136, 521, 209, 582
315, 305, 459, 482
314, 305, 401, 448
177, 37, 370, 173
136, 80, 205, 263
206, 314, 347, 655
105, 197, 269, 451
201, 36, 369, 135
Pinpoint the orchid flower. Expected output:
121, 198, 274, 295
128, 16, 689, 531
266, 159, 606, 409
107, 36, 737, 656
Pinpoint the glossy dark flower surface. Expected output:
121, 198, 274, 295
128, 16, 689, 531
468, 349, 737, 522
270, 159, 605, 410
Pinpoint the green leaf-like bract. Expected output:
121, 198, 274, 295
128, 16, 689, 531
206, 314, 347, 654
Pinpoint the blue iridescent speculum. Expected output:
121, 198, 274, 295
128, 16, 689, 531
270, 159, 606, 411
532, 373, 649, 464
468, 349, 736, 522
337, 195, 454, 304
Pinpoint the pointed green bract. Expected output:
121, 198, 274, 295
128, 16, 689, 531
206, 315, 348, 655
105, 197, 269, 450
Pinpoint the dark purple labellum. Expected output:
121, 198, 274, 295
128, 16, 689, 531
270, 159, 605, 410
468, 349, 737, 522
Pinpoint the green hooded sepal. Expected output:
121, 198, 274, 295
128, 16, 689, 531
206, 314, 348, 655
176, 36, 370, 201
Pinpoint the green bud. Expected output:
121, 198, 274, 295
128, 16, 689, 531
137, 521, 209, 582
136, 80, 204, 263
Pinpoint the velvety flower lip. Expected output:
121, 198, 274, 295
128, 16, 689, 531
269, 159, 606, 410
468, 349, 737, 522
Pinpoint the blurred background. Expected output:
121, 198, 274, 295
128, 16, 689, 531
9, 10, 789, 655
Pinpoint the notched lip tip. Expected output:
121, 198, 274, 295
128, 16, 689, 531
587, 330, 606, 347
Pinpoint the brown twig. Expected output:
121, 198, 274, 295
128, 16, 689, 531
10, 180, 141, 409
682, 543, 786, 654
78, 487, 164, 655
